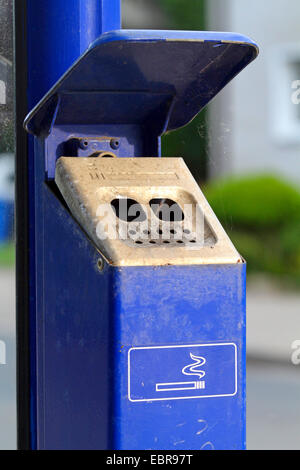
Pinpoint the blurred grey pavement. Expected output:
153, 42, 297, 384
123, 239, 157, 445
246, 277, 300, 450
0, 268, 16, 450
0, 268, 299, 450
247, 277, 300, 362
247, 360, 300, 450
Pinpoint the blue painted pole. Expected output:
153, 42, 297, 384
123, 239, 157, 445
17, 0, 121, 450
27, 0, 122, 108
18, 0, 256, 451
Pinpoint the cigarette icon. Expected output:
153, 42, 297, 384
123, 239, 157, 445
156, 381, 206, 392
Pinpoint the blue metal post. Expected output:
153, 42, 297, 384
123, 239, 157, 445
17, 0, 121, 450
18, 0, 257, 450
23, 28, 257, 449
27, 0, 121, 108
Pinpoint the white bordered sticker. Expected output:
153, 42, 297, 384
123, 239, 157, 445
128, 343, 238, 402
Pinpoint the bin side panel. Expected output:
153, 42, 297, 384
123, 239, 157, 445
112, 264, 246, 450
34, 132, 246, 450
35, 176, 113, 450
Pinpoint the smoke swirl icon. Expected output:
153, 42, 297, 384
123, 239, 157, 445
182, 353, 206, 381
156, 353, 206, 393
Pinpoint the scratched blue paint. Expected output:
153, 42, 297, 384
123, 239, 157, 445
111, 264, 246, 450
24, 0, 257, 450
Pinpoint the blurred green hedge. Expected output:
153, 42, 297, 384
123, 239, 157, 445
159, 0, 206, 30
0, 243, 15, 267
204, 175, 300, 285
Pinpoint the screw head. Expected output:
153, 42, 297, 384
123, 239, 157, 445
97, 258, 104, 272
110, 138, 120, 150
79, 139, 89, 149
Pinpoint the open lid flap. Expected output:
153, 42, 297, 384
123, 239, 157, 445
24, 29, 258, 137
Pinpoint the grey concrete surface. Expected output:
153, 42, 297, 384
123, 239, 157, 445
247, 360, 300, 450
0, 268, 299, 450
0, 334, 16, 450
247, 277, 300, 362
0, 268, 16, 450
0, 268, 15, 335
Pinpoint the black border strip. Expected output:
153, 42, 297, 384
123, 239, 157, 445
14, 0, 31, 450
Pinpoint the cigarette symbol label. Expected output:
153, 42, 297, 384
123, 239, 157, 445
128, 343, 238, 403
156, 381, 205, 392
156, 353, 206, 392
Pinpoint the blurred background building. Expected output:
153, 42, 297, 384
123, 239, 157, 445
208, 0, 300, 183
0, 0, 300, 450
0, 0, 14, 245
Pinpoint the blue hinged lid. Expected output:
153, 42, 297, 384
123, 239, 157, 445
24, 30, 258, 137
